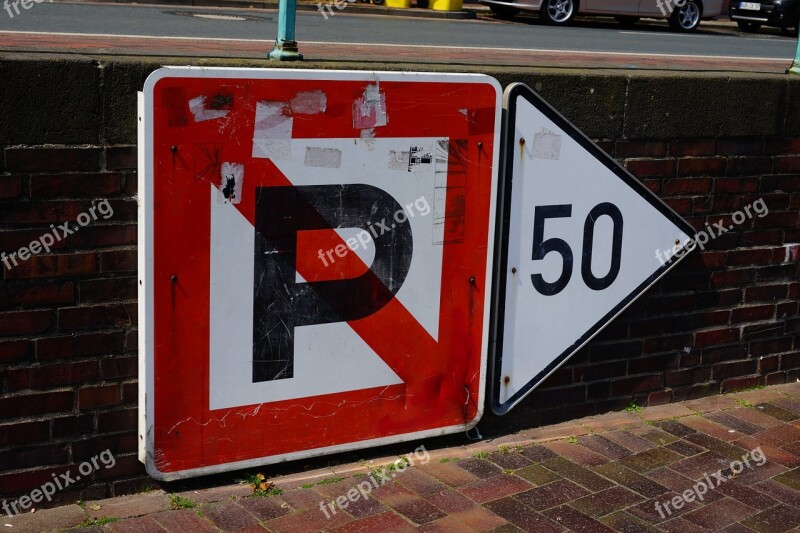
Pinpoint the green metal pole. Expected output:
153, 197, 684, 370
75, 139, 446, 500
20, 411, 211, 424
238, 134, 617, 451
269, 0, 303, 61
791, 34, 800, 74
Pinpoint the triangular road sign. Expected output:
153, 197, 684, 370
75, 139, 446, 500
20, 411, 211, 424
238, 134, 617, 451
490, 83, 696, 415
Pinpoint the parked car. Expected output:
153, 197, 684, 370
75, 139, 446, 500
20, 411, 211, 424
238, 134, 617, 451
481, 0, 723, 31
729, 0, 799, 34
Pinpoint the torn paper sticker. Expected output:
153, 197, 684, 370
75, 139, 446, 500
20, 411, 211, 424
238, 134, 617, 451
532, 128, 562, 160
304, 147, 342, 168
189, 95, 229, 123
388, 151, 410, 171
252, 102, 292, 160
219, 162, 244, 204
290, 91, 327, 114
353, 84, 387, 130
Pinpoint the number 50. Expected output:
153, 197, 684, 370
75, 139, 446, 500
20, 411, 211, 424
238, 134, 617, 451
531, 203, 623, 296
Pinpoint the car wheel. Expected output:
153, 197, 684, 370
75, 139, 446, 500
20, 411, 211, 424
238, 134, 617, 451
668, 0, 701, 31
540, 0, 577, 24
490, 4, 520, 18
615, 15, 640, 26
737, 20, 762, 32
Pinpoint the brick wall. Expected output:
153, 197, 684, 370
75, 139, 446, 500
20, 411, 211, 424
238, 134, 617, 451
0, 145, 143, 505
497, 137, 800, 433
0, 58, 798, 506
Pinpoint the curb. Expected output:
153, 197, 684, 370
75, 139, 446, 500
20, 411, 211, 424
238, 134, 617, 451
60, 0, 479, 18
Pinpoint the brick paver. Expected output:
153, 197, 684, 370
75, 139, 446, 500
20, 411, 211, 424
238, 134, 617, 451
6, 383, 800, 532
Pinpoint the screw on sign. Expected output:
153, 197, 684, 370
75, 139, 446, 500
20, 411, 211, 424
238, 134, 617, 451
138, 68, 501, 479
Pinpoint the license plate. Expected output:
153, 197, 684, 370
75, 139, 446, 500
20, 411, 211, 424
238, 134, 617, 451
739, 2, 761, 9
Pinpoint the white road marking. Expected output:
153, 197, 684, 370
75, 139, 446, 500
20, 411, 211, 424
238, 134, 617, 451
0, 30, 792, 60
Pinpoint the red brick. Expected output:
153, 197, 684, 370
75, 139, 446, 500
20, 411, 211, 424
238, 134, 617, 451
0, 309, 51, 336
52, 414, 94, 438
670, 139, 716, 156
0, 465, 72, 495
58, 304, 136, 330
610, 375, 661, 395
615, 141, 667, 158
665, 368, 711, 387
125, 329, 137, 352
774, 156, 800, 173
751, 338, 793, 356
101, 356, 138, 379
717, 138, 763, 156
711, 269, 756, 287
0, 201, 107, 225
664, 197, 691, 215
4, 148, 102, 172
662, 178, 712, 195
79, 385, 120, 409
695, 328, 740, 347
100, 250, 136, 273
731, 305, 775, 323
5, 360, 99, 391
0, 443, 69, 469
98, 408, 137, 433
765, 138, 800, 155
678, 157, 726, 176
625, 158, 676, 178
761, 174, 800, 191
715, 177, 759, 193
4, 252, 96, 280
0, 420, 49, 447
745, 284, 788, 302
727, 248, 777, 267
647, 390, 672, 406
721, 375, 763, 392
36, 331, 124, 361
0, 282, 75, 309
0, 175, 23, 199
0, 390, 73, 418
754, 211, 800, 229
0, 228, 71, 254
0, 339, 32, 364
726, 157, 772, 175
122, 382, 138, 404
713, 359, 757, 379
106, 147, 137, 170
71, 224, 137, 249
30, 174, 123, 198
79, 277, 137, 303
741, 229, 784, 246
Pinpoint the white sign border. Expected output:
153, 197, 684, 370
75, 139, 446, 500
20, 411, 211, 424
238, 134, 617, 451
138, 67, 501, 481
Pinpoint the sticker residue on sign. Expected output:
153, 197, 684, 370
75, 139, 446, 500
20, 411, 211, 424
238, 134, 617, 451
252, 102, 292, 160
531, 128, 562, 160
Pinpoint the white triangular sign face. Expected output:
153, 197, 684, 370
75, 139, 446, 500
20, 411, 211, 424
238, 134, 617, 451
491, 83, 695, 415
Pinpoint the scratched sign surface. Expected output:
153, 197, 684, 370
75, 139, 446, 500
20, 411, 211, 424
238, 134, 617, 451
138, 68, 501, 480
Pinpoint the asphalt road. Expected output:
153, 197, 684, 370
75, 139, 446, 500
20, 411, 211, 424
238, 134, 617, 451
0, 1, 795, 62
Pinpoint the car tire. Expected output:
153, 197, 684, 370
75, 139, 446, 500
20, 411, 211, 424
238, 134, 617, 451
736, 20, 762, 32
490, 4, 520, 18
668, 0, 702, 31
540, 0, 577, 25
615, 15, 640, 26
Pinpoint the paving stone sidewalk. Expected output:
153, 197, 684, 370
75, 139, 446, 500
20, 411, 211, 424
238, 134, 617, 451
7, 383, 800, 532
